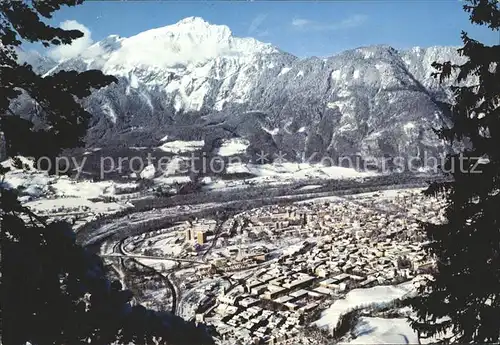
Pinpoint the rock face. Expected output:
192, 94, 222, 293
17, 17, 466, 165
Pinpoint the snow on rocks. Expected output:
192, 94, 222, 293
140, 163, 156, 179
347, 317, 419, 344
158, 140, 204, 154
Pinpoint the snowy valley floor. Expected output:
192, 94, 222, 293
2, 155, 443, 344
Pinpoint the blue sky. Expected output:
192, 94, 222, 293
39, 0, 499, 58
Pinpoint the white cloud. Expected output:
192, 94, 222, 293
48, 20, 93, 61
291, 14, 367, 31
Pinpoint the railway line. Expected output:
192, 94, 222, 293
78, 175, 440, 249
101, 253, 206, 265
82, 174, 445, 321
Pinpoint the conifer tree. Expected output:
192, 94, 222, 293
409, 0, 500, 342
0, 1, 213, 344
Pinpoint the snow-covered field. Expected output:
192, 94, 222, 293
129, 233, 185, 257
135, 258, 178, 272
24, 197, 129, 215
297, 184, 323, 191
216, 138, 249, 157
150, 140, 378, 191
314, 281, 416, 330
202, 162, 378, 191
226, 162, 376, 180
346, 317, 419, 344
158, 140, 204, 154
282, 243, 305, 256
345, 188, 422, 200
1, 158, 136, 215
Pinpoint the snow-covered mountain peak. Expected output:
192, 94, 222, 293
61, 16, 279, 78
177, 16, 210, 25
12, 20, 467, 162
351, 45, 399, 60
168, 16, 230, 36
132, 16, 232, 45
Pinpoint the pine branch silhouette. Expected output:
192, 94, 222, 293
0, 1, 214, 344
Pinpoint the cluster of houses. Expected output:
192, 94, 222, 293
119, 188, 446, 344
192, 189, 446, 344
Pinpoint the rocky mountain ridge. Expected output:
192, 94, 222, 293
15, 17, 466, 166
